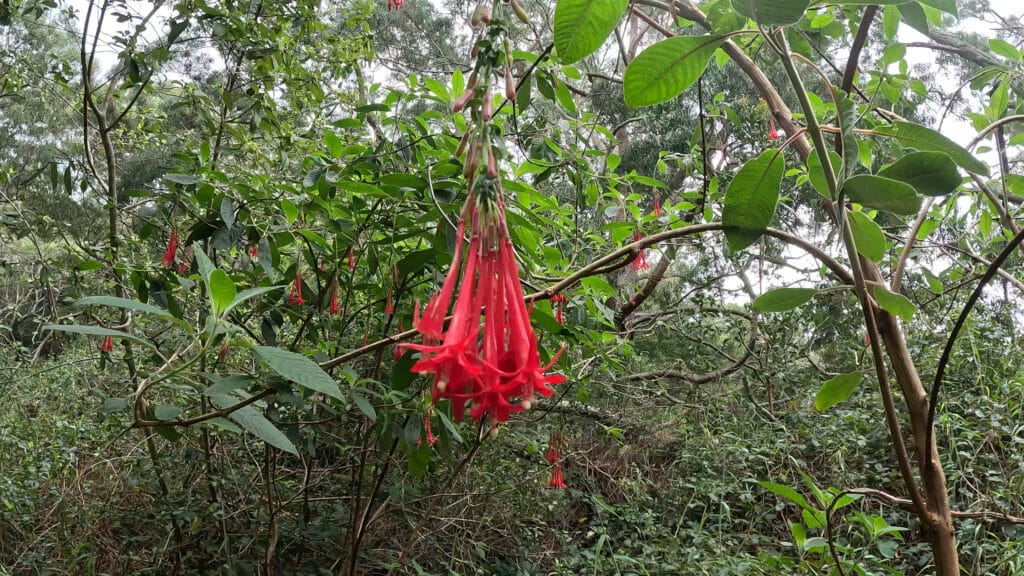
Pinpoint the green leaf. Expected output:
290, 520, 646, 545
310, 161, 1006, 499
208, 391, 297, 455
253, 346, 343, 401
74, 296, 178, 322
919, 0, 957, 16
848, 211, 887, 262
44, 324, 154, 348
989, 38, 1019, 60
814, 372, 862, 411
875, 121, 989, 176
324, 131, 343, 157
164, 173, 200, 185
623, 35, 725, 107
351, 392, 376, 421
842, 174, 922, 215
192, 243, 215, 285
209, 270, 236, 315
873, 285, 916, 322
757, 480, 812, 510
752, 287, 817, 312
553, 0, 629, 64
222, 286, 283, 316
731, 0, 810, 26
806, 149, 841, 199
154, 404, 181, 421
897, 1, 929, 35
722, 149, 784, 252
877, 151, 962, 196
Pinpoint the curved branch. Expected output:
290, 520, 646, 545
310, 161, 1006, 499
320, 224, 851, 370
848, 488, 1024, 525
925, 226, 1024, 469
621, 307, 757, 385
841, 6, 878, 93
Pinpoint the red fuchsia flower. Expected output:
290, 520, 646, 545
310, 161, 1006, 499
632, 229, 649, 271
163, 230, 178, 268
404, 178, 566, 424
545, 433, 560, 464
347, 246, 356, 271
768, 116, 779, 140
550, 293, 566, 325
249, 245, 258, 258
288, 272, 305, 305
549, 463, 567, 489
394, 321, 406, 361
385, 282, 395, 315
99, 335, 114, 353
424, 413, 437, 445
329, 276, 340, 315
653, 196, 662, 217
387, 0, 404, 9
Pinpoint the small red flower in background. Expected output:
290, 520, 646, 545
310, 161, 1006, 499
865, 332, 871, 346
362, 332, 369, 347
385, 287, 395, 315
768, 116, 779, 140
423, 413, 437, 445
653, 196, 662, 217
347, 246, 356, 271
163, 230, 178, 268
288, 272, 305, 305
545, 433, 560, 464
177, 245, 192, 275
329, 276, 340, 315
549, 463, 567, 489
249, 245, 258, 258
632, 229, 649, 271
218, 342, 230, 362
387, 0, 404, 10
394, 321, 405, 361
99, 335, 114, 353
550, 292, 566, 325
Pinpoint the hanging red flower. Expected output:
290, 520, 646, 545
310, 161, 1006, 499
632, 229, 649, 271
99, 335, 114, 353
548, 463, 567, 489
424, 413, 437, 445
162, 230, 178, 268
404, 177, 565, 424
768, 116, 779, 140
249, 245, 258, 258
550, 292, 566, 325
385, 285, 395, 315
653, 196, 662, 217
394, 321, 405, 361
329, 276, 340, 315
347, 246, 356, 271
288, 272, 305, 305
387, 0, 404, 10
545, 433, 560, 464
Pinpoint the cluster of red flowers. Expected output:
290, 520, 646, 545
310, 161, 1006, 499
402, 3, 565, 426
288, 272, 305, 305
550, 292, 566, 325
546, 433, 567, 489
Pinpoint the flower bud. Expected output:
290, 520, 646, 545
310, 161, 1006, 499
510, 0, 530, 24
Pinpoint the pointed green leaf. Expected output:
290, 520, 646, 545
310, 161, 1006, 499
723, 149, 784, 252
731, 0, 810, 26
192, 243, 215, 284
753, 287, 817, 312
842, 175, 922, 215
877, 151, 962, 196
624, 35, 725, 107
74, 296, 181, 323
351, 392, 377, 422
209, 269, 236, 315
897, 1, 929, 35
553, 0, 629, 64
208, 391, 297, 455
757, 480, 812, 510
44, 324, 154, 348
222, 285, 283, 317
806, 149, 841, 199
848, 211, 887, 262
875, 121, 989, 176
814, 372, 862, 411
873, 285, 916, 322
253, 346, 343, 401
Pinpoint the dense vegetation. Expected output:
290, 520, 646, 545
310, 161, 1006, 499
2, 0, 1024, 574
